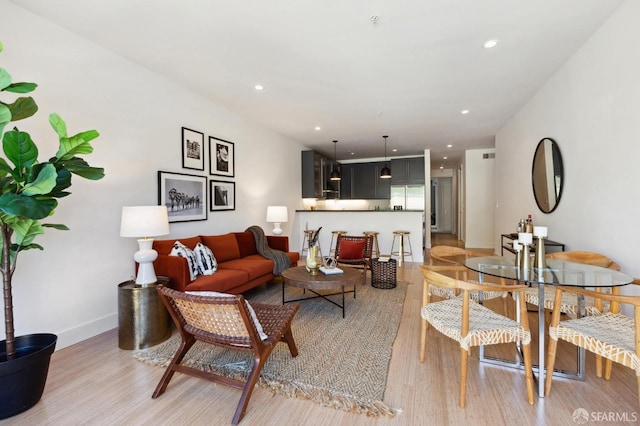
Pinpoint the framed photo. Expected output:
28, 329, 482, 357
158, 171, 207, 222
209, 136, 235, 177
210, 180, 235, 211
181, 127, 204, 171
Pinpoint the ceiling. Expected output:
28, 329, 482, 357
11, 0, 624, 168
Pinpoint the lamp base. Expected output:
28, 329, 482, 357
134, 238, 159, 285
272, 223, 283, 235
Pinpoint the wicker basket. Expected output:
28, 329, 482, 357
371, 258, 397, 289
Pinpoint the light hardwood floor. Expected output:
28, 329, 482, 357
3, 234, 638, 425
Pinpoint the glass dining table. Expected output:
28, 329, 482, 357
464, 255, 633, 398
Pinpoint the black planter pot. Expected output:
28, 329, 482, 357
0, 333, 57, 419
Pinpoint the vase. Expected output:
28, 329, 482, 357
306, 245, 319, 275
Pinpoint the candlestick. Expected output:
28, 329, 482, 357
518, 232, 533, 245
533, 226, 548, 238
534, 235, 547, 268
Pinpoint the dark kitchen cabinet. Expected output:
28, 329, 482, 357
391, 157, 425, 185
301, 151, 339, 198
341, 162, 390, 199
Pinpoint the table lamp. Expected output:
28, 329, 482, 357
120, 205, 170, 285
266, 206, 288, 235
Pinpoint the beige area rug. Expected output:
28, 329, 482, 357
134, 280, 408, 417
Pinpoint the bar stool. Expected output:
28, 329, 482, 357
363, 231, 381, 259
329, 231, 347, 257
301, 229, 323, 259
390, 231, 413, 267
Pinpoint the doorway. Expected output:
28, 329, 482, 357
430, 177, 453, 233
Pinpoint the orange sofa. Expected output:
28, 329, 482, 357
152, 231, 300, 293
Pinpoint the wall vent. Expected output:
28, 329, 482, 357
482, 153, 495, 159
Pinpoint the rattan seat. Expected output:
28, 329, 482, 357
152, 286, 299, 425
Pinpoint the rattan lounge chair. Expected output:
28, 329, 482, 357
152, 286, 299, 425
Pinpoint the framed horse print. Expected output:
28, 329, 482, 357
158, 171, 207, 222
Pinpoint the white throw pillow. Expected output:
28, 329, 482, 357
194, 242, 217, 275
186, 291, 268, 340
170, 241, 199, 282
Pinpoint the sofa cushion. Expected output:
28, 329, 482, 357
154, 236, 202, 256
185, 291, 267, 340
234, 232, 258, 258
194, 242, 217, 275
219, 255, 274, 280
201, 233, 240, 263
185, 269, 250, 293
170, 241, 199, 281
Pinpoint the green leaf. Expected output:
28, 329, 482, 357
0, 67, 10, 91
59, 157, 104, 180
12, 217, 44, 248
21, 163, 57, 196
2, 129, 38, 171
55, 130, 100, 160
0, 193, 57, 219
42, 223, 69, 231
0, 103, 10, 138
49, 113, 67, 139
0, 158, 12, 177
4, 82, 37, 94
7, 96, 38, 121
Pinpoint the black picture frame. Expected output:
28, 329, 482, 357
181, 127, 205, 171
158, 171, 208, 222
210, 180, 236, 211
209, 136, 235, 177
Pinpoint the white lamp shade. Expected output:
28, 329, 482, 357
266, 206, 288, 223
120, 206, 170, 238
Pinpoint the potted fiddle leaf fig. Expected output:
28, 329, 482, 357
0, 41, 105, 419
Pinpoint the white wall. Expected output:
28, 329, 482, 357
463, 149, 495, 249
0, 2, 305, 349
495, 0, 640, 281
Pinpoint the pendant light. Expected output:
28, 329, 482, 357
380, 135, 392, 179
330, 140, 341, 181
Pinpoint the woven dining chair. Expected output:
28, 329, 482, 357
429, 245, 490, 266
523, 250, 620, 376
335, 234, 373, 285
419, 265, 535, 407
545, 279, 640, 404
152, 286, 299, 425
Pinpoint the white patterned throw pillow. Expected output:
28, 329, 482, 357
186, 291, 268, 340
169, 241, 199, 282
194, 242, 217, 275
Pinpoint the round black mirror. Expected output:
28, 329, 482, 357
532, 137, 563, 214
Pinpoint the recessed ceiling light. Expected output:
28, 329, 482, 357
484, 39, 499, 49
439, 166, 444, 169
392, 148, 397, 152
461, 109, 470, 114
443, 156, 448, 160
254, 84, 264, 91
447, 144, 453, 148
314, 126, 321, 131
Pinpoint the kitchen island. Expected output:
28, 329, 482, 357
295, 210, 425, 263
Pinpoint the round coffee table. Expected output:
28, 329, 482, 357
281, 266, 361, 318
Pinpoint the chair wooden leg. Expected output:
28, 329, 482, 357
521, 342, 535, 404
419, 317, 427, 363
152, 335, 196, 398
459, 348, 468, 408
283, 328, 299, 357
544, 336, 559, 396
232, 352, 270, 425
604, 359, 614, 380
596, 355, 603, 378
